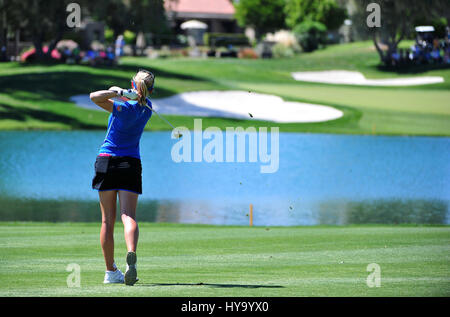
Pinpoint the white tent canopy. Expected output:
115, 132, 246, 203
180, 20, 208, 30
56, 39, 78, 50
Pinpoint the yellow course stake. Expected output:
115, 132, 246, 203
249, 204, 253, 227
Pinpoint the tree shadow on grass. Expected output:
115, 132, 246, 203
101, 63, 209, 83
17, 60, 208, 82
136, 282, 284, 289
0, 63, 216, 129
0, 103, 101, 129
15, 61, 211, 86
376, 63, 450, 75
0, 70, 177, 102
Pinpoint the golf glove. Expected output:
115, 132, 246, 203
110, 88, 139, 100
121, 89, 139, 100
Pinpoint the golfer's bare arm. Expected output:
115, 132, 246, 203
89, 89, 118, 113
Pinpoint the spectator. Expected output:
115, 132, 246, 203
391, 50, 400, 66
106, 46, 115, 63
410, 44, 420, 62
399, 48, 406, 65
404, 48, 411, 65
446, 26, 450, 44
72, 47, 81, 64
444, 46, 450, 64
431, 47, 441, 64
115, 35, 125, 59
0, 45, 7, 62
424, 49, 431, 64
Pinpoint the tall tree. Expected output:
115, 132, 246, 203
89, 0, 171, 46
4, 0, 172, 61
284, 0, 347, 31
234, 0, 287, 39
89, 0, 130, 38
353, 0, 450, 64
4, 0, 92, 61
128, 0, 169, 36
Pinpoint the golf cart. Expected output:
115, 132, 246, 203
415, 25, 436, 47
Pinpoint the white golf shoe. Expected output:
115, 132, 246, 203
103, 268, 124, 284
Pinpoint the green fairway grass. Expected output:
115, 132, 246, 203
0, 222, 448, 297
1, 41, 449, 135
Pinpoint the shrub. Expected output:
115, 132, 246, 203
316, 199, 448, 225
238, 47, 259, 59
234, 0, 287, 37
431, 17, 448, 39
285, 0, 347, 31
203, 33, 249, 48
345, 199, 448, 224
123, 30, 136, 45
265, 30, 301, 52
271, 43, 294, 58
104, 28, 114, 44
293, 20, 327, 52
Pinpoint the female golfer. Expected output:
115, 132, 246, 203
90, 69, 155, 285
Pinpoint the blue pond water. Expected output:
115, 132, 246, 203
0, 131, 449, 225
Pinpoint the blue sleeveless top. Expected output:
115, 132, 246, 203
98, 99, 152, 159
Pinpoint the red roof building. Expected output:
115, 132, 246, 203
165, 0, 240, 33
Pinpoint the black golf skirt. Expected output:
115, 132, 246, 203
92, 155, 142, 195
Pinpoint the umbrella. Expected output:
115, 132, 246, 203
56, 39, 79, 50
180, 20, 208, 30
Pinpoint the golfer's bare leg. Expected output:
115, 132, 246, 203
118, 190, 139, 252
99, 190, 117, 271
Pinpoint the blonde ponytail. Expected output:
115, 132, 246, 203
132, 70, 155, 105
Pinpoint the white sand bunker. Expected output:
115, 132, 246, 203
71, 90, 343, 123
291, 70, 444, 86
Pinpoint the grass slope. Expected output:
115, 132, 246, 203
0, 222, 449, 297
1, 41, 449, 135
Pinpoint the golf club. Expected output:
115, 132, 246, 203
143, 100, 183, 138
114, 87, 183, 138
